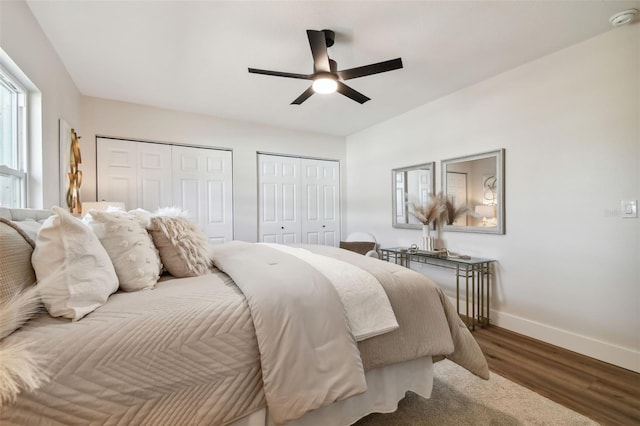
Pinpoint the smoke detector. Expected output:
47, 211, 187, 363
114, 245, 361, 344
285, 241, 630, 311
610, 9, 638, 26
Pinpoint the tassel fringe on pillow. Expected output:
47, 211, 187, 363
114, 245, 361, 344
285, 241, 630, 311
0, 286, 49, 405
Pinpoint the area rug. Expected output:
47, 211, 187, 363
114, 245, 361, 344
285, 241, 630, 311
355, 359, 598, 425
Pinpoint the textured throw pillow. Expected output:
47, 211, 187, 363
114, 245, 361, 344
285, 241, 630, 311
339, 241, 377, 255
0, 219, 37, 308
32, 207, 119, 321
128, 208, 152, 228
86, 210, 162, 291
148, 208, 212, 277
0, 221, 48, 403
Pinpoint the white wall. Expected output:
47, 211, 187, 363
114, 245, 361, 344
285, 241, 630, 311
80, 96, 346, 242
0, 0, 81, 208
346, 25, 640, 372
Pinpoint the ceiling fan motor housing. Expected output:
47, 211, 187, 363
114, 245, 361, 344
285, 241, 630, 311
322, 29, 335, 47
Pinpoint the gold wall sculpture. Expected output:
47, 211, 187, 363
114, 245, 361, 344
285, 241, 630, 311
66, 129, 82, 214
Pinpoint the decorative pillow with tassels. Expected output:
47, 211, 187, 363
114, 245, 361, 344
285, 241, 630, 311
0, 257, 49, 405
0, 290, 49, 406
148, 207, 212, 278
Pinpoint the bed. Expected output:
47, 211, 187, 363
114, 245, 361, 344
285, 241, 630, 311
0, 208, 488, 425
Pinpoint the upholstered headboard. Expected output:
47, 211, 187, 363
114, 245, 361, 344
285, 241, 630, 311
0, 207, 53, 222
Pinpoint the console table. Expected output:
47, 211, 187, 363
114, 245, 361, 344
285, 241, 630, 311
380, 247, 495, 330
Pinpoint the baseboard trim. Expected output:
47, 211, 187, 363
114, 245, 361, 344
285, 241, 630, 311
447, 296, 640, 373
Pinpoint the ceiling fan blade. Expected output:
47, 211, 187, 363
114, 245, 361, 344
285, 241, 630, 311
291, 86, 315, 105
337, 58, 403, 81
307, 30, 331, 73
248, 68, 311, 80
336, 81, 370, 104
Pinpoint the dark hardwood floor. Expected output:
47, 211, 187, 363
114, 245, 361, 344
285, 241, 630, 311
472, 325, 640, 425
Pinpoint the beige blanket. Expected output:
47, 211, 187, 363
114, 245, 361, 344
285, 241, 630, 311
300, 244, 489, 378
212, 242, 488, 423
260, 243, 399, 341
211, 242, 367, 424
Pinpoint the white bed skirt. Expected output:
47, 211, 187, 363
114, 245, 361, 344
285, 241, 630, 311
231, 356, 434, 426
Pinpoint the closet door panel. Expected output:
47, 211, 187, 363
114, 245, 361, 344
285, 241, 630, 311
172, 146, 232, 244
258, 154, 301, 244
176, 179, 201, 218
300, 159, 340, 246
96, 138, 138, 210
207, 180, 225, 223
136, 142, 172, 212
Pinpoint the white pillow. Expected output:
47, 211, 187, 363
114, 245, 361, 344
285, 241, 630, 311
86, 210, 162, 291
32, 207, 118, 321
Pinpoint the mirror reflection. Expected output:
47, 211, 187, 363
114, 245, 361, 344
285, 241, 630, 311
441, 149, 505, 234
392, 162, 435, 229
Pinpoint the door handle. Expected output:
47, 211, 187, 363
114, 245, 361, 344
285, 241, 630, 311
281, 226, 285, 230
322, 225, 326, 228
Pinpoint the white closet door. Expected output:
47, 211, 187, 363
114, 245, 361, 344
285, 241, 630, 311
258, 154, 301, 244
137, 142, 172, 211
172, 146, 233, 244
300, 158, 340, 246
96, 138, 139, 210
97, 138, 172, 211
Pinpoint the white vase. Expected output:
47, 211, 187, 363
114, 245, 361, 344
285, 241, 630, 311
434, 224, 445, 250
420, 224, 434, 251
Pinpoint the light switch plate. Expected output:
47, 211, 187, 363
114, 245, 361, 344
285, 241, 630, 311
621, 200, 637, 218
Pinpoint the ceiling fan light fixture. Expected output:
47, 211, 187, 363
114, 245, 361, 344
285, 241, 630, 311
312, 75, 338, 94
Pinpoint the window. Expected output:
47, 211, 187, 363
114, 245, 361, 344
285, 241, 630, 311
0, 67, 27, 208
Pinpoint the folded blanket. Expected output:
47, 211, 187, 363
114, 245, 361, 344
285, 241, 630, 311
262, 243, 398, 341
211, 242, 367, 424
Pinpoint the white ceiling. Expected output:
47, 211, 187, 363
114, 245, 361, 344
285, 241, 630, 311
27, 0, 640, 137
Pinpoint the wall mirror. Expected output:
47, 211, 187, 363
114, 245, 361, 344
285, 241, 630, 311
441, 149, 505, 234
392, 162, 435, 229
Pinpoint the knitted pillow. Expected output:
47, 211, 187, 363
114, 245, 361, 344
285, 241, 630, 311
0, 218, 37, 307
148, 208, 211, 278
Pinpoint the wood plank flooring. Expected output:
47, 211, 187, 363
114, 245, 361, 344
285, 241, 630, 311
472, 325, 640, 425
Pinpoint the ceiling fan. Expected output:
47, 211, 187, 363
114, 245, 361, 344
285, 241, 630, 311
248, 29, 403, 105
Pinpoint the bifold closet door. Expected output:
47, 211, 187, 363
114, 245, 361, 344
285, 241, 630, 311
97, 138, 233, 244
96, 138, 172, 212
300, 159, 340, 246
258, 154, 340, 246
172, 146, 233, 244
258, 154, 301, 244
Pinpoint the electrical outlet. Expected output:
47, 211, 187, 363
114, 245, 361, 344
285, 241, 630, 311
621, 200, 637, 218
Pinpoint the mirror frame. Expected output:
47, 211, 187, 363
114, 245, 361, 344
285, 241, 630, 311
391, 162, 435, 229
441, 149, 505, 235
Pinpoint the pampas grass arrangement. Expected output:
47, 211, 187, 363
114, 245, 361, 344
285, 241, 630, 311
411, 193, 471, 227
409, 194, 445, 226
443, 195, 471, 225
